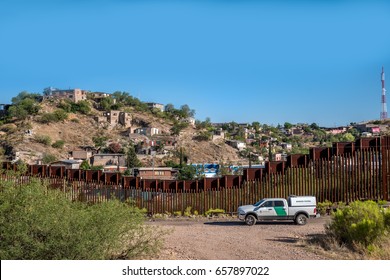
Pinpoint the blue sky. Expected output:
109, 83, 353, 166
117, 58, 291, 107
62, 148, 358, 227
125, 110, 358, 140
1, 0, 390, 127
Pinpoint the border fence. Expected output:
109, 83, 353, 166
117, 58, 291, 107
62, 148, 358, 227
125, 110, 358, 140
1, 136, 390, 214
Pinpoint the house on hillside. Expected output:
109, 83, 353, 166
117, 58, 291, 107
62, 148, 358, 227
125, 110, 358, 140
325, 127, 347, 135
71, 150, 93, 161
44, 88, 89, 103
91, 154, 126, 167
226, 140, 246, 150
212, 129, 225, 141
355, 123, 384, 134
146, 102, 164, 112
134, 127, 159, 136
90, 92, 111, 100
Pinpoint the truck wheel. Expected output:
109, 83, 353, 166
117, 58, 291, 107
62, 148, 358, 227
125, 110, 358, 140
245, 214, 257, 226
295, 214, 307, 225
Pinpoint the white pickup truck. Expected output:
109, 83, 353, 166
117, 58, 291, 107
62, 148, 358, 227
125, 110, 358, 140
237, 195, 318, 226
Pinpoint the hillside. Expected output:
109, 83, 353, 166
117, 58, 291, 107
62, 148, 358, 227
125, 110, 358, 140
0, 100, 243, 166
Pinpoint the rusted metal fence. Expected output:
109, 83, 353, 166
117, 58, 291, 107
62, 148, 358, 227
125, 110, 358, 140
1, 136, 390, 214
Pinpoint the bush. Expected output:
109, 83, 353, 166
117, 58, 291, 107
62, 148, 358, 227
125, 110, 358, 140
34, 135, 51, 146
0, 179, 163, 259
184, 206, 192, 217
327, 200, 386, 248
317, 200, 333, 215
39, 109, 68, 123
42, 153, 57, 164
205, 208, 225, 216
52, 140, 65, 149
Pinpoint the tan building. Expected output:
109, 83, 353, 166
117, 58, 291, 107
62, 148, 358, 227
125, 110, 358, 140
134, 167, 175, 180
46, 88, 88, 103
119, 112, 132, 128
71, 150, 93, 161
91, 154, 126, 167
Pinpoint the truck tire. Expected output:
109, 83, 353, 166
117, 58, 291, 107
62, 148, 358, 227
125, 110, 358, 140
295, 214, 307, 225
245, 214, 257, 226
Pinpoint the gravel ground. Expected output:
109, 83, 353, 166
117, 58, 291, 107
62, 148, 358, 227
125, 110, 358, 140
146, 216, 332, 260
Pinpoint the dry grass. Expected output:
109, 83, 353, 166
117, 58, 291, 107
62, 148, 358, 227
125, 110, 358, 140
305, 233, 390, 260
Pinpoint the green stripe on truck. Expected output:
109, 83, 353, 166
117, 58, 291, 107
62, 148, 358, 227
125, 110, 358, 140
274, 206, 287, 216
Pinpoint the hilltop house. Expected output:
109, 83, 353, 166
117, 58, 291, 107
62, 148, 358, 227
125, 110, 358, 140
146, 102, 164, 112
44, 87, 89, 103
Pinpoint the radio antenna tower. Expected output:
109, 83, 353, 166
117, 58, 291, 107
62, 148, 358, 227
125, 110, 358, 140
381, 66, 388, 120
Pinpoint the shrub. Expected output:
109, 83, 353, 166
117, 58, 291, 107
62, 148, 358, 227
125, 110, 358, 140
327, 200, 386, 248
70, 118, 80, 123
0, 179, 163, 259
205, 208, 225, 216
384, 208, 390, 229
34, 135, 51, 146
52, 140, 65, 149
184, 206, 192, 217
173, 211, 182, 217
42, 153, 57, 164
39, 109, 68, 123
317, 200, 333, 215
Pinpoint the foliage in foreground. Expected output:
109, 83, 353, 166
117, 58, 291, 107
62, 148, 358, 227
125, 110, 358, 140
326, 200, 390, 250
0, 179, 164, 260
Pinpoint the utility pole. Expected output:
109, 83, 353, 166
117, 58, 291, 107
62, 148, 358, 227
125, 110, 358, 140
381, 66, 388, 120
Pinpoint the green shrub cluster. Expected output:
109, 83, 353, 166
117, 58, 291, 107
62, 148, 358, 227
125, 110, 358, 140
34, 135, 52, 146
327, 200, 390, 248
317, 200, 333, 215
0, 179, 163, 259
42, 153, 57, 164
39, 109, 68, 123
52, 140, 65, 149
205, 208, 225, 216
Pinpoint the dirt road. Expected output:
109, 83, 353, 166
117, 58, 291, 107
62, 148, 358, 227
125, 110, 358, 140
147, 216, 331, 260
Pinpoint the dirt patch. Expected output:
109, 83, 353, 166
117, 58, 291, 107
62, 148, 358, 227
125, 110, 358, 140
146, 216, 332, 260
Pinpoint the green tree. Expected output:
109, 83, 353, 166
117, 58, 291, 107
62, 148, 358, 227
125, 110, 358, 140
251, 121, 261, 132
126, 144, 141, 169
92, 135, 108, 148
284, 122, 293, 129
310, 122, 320, 130
80, 160, 91, 170
8, 98, 41, 120
177, 165, 197, 180
170, 121, 188, 136
340, 132, 355, 142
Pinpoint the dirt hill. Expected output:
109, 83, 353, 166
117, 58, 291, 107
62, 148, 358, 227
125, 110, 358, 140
1, 101, 243, 166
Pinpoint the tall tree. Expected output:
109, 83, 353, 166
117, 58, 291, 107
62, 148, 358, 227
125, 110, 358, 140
126, 144, 141, 168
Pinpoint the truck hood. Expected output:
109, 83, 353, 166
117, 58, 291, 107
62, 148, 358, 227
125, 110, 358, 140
238, 205, 255, 213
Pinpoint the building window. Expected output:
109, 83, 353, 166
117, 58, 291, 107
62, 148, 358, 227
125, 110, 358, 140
154, 171, 165, 176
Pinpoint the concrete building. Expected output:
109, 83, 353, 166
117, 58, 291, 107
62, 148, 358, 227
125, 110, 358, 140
91, 154, 126, 167
134, 127, 159, 136
146, 102, 164, 112
44, 88, 89, 103
134, 167, 175, 180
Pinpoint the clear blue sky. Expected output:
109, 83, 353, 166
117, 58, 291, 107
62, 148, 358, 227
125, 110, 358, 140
1, 0, 390, 127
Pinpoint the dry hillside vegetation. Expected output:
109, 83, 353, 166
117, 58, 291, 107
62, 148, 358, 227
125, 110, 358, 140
1, 101, 243, 166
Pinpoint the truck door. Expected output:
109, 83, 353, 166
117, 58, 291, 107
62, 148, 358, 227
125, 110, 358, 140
256, 200, 277, 219
274, 200, 288, 217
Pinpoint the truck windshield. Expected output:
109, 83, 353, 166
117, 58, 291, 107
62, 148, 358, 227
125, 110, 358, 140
253, 199, 265, 207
